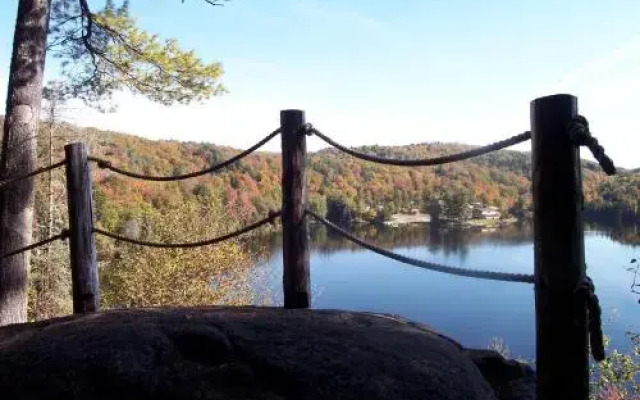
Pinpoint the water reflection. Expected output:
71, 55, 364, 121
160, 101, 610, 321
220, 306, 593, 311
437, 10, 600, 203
252, 220, 639, 358
305, 222, 533, 256
257, 221, 639, 263
585, 221, 640, 247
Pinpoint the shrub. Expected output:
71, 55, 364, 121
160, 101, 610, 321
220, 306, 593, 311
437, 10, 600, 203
100, 201, 262, 308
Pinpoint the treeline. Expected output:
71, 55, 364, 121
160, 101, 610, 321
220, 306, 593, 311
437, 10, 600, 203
83, 126, 637, 228
94, 135, 536, 226
584, 172, 640, 225
6, 118, 638, 234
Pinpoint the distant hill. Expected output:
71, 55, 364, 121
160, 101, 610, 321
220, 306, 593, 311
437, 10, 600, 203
2, 117, 638, 232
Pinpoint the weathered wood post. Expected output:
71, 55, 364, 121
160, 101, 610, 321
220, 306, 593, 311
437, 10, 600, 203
65, 143, 100, 313
280, 110, 311, 308
531, 94, 588, 400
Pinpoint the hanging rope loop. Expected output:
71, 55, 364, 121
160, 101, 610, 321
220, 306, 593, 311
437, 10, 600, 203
306, 209, 534, 284
94, 210, 281, 249
0, 160, 66, 192
89, 128, 281, 181
307, 125, 531, 166
569, 116, 616, 176
0, 229, 70, 260
578, 276, 606, 362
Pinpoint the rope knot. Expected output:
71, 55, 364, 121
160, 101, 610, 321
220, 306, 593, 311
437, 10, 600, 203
569, 116, 616, 176
96, 159, 112, 169
267, 210, 280, 225
303, 123, 314, 136
578, 276, 606, 362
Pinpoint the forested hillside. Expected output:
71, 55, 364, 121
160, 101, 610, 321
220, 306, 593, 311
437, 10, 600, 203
2, 118, 638, 319
83, 126, 637, 228
21, 119, 640, 232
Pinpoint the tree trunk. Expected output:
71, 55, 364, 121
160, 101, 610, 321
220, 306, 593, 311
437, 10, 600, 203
0, 0, 51, 326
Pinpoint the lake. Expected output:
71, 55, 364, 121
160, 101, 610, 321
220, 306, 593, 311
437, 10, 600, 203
253, 222, 640, 360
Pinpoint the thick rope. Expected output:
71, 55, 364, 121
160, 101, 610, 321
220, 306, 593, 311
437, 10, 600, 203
0, 160, 66, 192
569, 116, 616, 176
0, 230, 70, 260
307, 209, 535, 284
307, 125, 531, 166
89, 128, 281, 181
94, 210, 281, 248
580, 276, 606, 362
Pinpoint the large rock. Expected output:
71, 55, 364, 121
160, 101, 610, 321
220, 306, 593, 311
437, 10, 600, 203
465, 350, 535, 400
0, 307, 532, 400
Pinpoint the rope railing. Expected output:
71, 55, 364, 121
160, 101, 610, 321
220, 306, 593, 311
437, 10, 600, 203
306, 209, 535, 284
89, 128, 281, 181
0, 230, 70, 260
94, 210, 281, 248
0, 160, 66, 192
307, 125, 532, 166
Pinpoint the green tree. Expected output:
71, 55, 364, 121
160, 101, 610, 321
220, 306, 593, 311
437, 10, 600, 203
428, 198, 442, 226
392, 188, 403, 212
442, 190, 470, 221
374, 204, 393, 224
29, 81, 73, 321
100, 201, 260, 308
326, 196, 353, 228
309, 194, 328, 217
589, 333, 639, 400
508, 195, 528, 219
49, 0, 226, 108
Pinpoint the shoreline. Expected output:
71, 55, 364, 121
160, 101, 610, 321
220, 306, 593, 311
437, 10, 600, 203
383, 213, 521, 229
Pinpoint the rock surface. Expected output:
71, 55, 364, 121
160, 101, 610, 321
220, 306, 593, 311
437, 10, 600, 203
0, 307, 533, 400
465, 349, 535, 400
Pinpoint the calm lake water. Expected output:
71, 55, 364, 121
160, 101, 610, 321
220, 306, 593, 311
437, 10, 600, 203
254, 222, 639, 360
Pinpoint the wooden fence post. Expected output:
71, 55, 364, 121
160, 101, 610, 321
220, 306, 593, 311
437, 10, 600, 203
531, 94, 588, 400
65, 143, 100, 314
280, 110, 310, 308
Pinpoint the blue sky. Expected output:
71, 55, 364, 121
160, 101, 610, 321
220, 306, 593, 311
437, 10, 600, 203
1, 0, 640, 167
